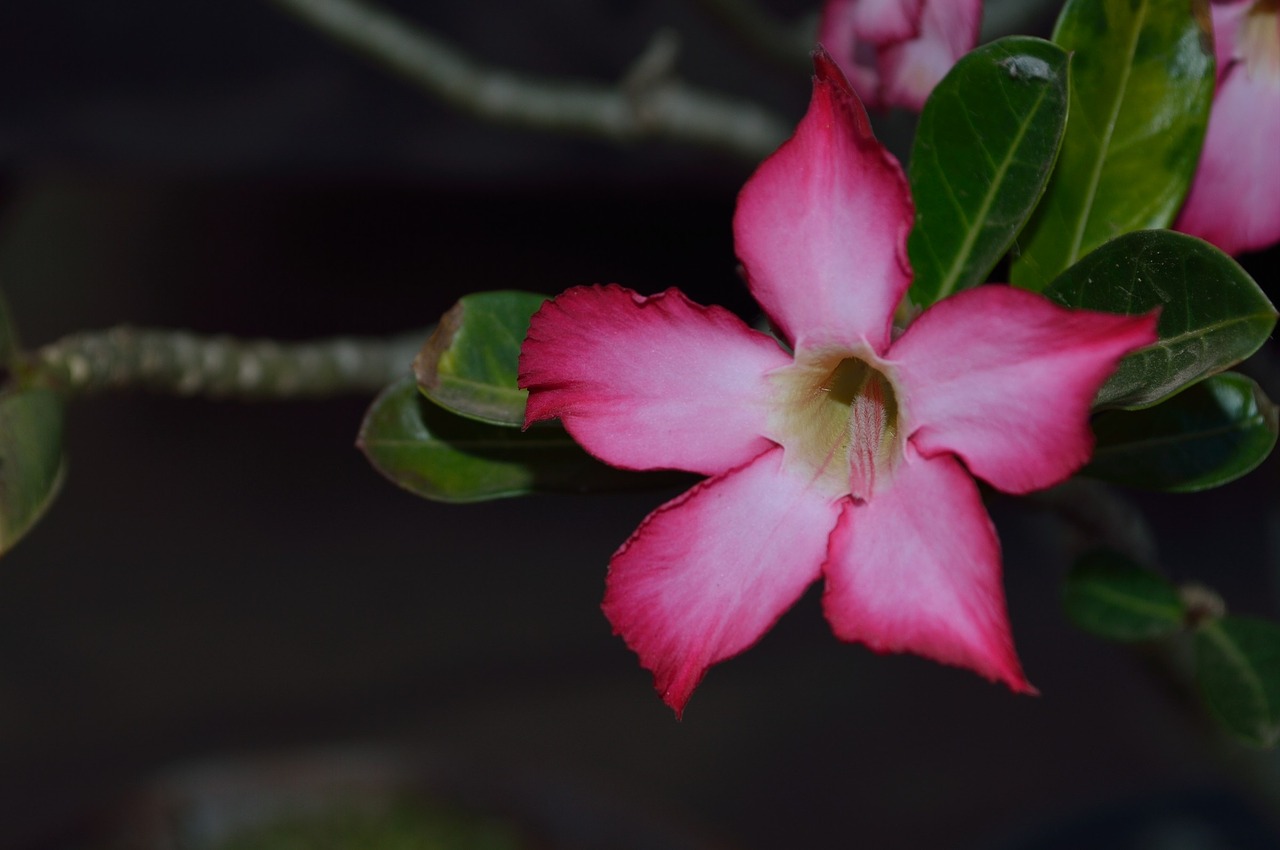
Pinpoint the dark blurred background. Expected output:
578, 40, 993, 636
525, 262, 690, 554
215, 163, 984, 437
2, 1, 1279, 848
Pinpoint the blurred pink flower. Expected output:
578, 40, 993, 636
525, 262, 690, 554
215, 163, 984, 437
817, 0, 982, 110
1176, 0, 1280, 255
519, 52, 1158, 716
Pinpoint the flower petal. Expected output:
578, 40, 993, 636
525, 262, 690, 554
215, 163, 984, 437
877, 0, 982, 111
1175, 14, 1280, 255
603, 447, 840, 715
818, 0, 888, 108
733, 49, 914, 354
520, 285, 791, 476
823, 447, 1033, 692
889, 285, 1158, 494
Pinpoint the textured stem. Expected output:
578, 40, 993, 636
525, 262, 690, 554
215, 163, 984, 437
27, 327, 426, 400
266, 0, 791, 161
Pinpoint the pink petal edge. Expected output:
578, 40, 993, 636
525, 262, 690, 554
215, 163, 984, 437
823, 446, 1034, 693
733, 49, 914, 354
1175, 36, 1280, 255
519, 284, 791, 476
603, 447, 842, 716
889, 286, 1159, 495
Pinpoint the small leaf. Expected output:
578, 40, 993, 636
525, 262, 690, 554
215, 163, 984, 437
0, 389, 66, 554
358, 377, 685, 503
413, 290, 548, 427
1086, 372, 1278, 492
1196, 615, 1280, 748
908, 36, 1069, 307
1010, 0, 1215, 291
1064, 549, 1185, 641
1043, 230, 1277, 409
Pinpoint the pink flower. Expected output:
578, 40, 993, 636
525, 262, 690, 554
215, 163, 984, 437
1176, 0, 1280, 255
519, 52, 1159, 716
817, 0, 982, 111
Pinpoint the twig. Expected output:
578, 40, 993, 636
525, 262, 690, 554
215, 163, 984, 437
266, 0, 791, 161
27, 327, 426, 400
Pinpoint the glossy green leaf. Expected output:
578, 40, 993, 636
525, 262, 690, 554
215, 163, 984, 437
358, 377, 684, 503
413, 290, 548, 427
1063, 549, 1185, 641
1196, 615, 1280, 747
1043, 230, 1277, 409
908, 36, 1069, 307
1010, 0, 1214, 291
1086, 372, 1278, 492
0, 389, 66, 555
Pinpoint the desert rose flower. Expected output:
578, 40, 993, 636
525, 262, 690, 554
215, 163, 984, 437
818, 0, 982, 110
519, 51, 1158, 716
1176, 0, 1280, 255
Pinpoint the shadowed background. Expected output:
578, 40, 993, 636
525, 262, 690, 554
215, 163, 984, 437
2, 1, 1279, 848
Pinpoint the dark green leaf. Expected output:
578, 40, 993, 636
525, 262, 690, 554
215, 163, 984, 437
1043, 230, 1277, 409
1196, 615, 1280, 747
1010, 0, 1214, 291
358, 377, 686, 503
0, 389, 66, 554
413, 290, 548, 427
1064, 549, 1185, 641
908, 37, 1069, 307
1086, 372, 1278, 492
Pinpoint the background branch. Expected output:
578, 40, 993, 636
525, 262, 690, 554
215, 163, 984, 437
28, 328, 425, 400
267, 0, 792, 161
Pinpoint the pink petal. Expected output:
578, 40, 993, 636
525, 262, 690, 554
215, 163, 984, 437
849, 0, 924, 42
818, 0, 888, 108
603, 448, 841, 715
889, 285, 1158, 494
733, 49, 914, 354
877, 0, 982, 111
823, 447, 1033, 692
1175, 28, 1280, 255
1209, 0, 1253, 76
519, 285, 791, 476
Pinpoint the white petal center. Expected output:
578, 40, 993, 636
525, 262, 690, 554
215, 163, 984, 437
765, 346, 905, 500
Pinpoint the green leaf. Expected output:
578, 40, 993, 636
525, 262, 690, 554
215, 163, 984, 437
1043, 230, 1277, 409
1063, 549, 1185, 641
1010, 0, 1214, 291
1086, 372, 1278, 492
358, 377, 685, 503
0, 389, 66, 555
907, 36, 1069, 307
1196, 615, 1280, 747
413, 290, 548, 427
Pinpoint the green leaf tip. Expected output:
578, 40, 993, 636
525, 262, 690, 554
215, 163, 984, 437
359, 376, 688, 503
413, 290, 549, 427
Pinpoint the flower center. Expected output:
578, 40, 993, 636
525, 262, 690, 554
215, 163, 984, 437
1240, 0, 1280, 81
766, 349, 903, 501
